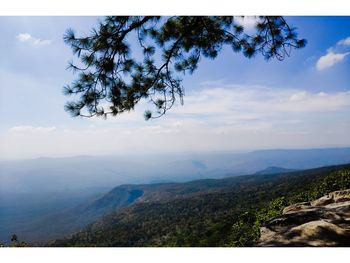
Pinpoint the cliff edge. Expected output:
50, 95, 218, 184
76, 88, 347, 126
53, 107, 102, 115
258, 189, 350, 246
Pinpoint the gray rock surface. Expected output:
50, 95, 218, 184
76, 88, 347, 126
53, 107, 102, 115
258, 190, 350, 246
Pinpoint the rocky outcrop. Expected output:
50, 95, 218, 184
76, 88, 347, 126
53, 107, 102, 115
258, 190, 350, 246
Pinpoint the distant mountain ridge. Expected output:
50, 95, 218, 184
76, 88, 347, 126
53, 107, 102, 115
1, 147, 350, 194
51, 163, 350, 247
255, 167, 297, 175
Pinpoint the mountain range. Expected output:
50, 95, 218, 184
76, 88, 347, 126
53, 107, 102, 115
52, 163, 350, 247
1, 147, 350, 245
1, 147, 350, 194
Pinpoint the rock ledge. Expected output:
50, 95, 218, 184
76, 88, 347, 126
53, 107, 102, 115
258, 190, 350, 246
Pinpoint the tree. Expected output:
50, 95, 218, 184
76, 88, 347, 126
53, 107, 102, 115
10, 233, 18, 243
5, 233, 28, 247
63, 16, 306, 120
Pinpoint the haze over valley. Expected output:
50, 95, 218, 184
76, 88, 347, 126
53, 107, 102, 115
1, 147, 350, 243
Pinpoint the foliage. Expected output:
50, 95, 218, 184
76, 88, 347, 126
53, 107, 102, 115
227, 211, 260, 247
63, 16, 306, 119
289, 169, 350, 203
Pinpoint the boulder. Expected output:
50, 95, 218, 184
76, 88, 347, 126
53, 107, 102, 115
311, 195, 333, 206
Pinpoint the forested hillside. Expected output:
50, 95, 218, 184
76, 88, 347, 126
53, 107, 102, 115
52, 163, 350, 247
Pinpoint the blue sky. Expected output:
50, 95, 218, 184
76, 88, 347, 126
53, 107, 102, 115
0, 16, 349, 159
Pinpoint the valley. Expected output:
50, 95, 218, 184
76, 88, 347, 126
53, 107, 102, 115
1, 148, 350, 246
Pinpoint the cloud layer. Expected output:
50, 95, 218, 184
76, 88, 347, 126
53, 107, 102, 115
2, 84, 349, 159
9, 125, 56, 133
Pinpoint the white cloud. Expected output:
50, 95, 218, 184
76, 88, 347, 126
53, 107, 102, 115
338, 37, 350, 46
17, 33, 31, 41
9, 125, 56, 133
316, 50, 349, 71
16, 33, 51, 46
289, 91, 308, 102
234, 16, 258, 33
315, 36, 350, 70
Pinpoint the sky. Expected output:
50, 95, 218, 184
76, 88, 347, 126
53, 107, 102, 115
0, 16, 349, 160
